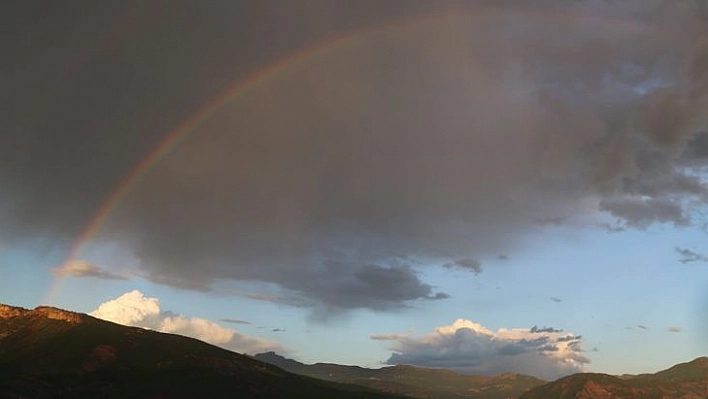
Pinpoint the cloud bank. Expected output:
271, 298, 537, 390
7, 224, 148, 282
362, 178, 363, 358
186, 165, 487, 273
381, 319, 588, 380
3, 1, 708, 315
90, 290, 281, 354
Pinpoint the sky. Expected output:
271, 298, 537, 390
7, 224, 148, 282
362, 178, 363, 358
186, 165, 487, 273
2, 0, 708, 381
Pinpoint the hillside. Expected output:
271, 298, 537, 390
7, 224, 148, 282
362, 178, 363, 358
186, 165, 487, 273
0, 304, 405, 399
254, 351, 546, 399
519, 357, 708, 399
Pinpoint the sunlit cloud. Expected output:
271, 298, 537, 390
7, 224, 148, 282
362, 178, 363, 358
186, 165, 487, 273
90, 290, 282, 354
382, 319, 589, 380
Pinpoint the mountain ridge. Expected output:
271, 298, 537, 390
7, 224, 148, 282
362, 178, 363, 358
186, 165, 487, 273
0, 303, 405, 399
0, 303, 84, 323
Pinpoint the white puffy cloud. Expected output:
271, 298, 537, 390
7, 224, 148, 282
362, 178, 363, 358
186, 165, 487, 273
90, 290, 282, 354
382, 319, 589, 380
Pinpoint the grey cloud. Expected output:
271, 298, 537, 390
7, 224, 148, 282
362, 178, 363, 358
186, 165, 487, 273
4, 1, 708, 314
371, 333, 409, 341
298, 261, 447, 314
635, 89, 690, 150
683, 131, 708, 161
623, 146, 708, 198
498, 338, 549, 356
52, 260, 128, 281
242, 293, 312, 308
221, 318, 251, 325
442, 258, 483, 274
530, 326, 563, 333
599, 222, 627, 233
675, 247, 708, 263
557, 335, 582, 342
538, 345, 559, 352
599, 197, 689, 228
551, 297, 562, 303
668, 326, 683, 333
534, 216, 565, 226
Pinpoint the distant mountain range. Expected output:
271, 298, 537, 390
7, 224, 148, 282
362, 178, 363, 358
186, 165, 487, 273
1, 303, 706, 399
253, 351, 545, 399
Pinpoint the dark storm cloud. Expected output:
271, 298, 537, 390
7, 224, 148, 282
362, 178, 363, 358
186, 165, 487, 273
292, 261, 447, 317
3, 1, 708, 314
675, 247, 708, 263
0, 0, 443, 245
683, 131, 708, 161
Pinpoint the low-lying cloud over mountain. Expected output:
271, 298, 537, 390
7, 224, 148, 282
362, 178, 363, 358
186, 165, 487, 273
380, 319, 588, 380
90, 290, 281, 354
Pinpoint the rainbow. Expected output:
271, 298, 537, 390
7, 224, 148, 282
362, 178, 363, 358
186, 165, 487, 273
42, 6, 677, 305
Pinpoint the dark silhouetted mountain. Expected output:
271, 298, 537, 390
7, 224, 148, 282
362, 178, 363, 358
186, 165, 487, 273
519, 357, 708, 399
0, 304, 406, 399
254, 351, 546, 399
